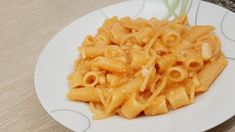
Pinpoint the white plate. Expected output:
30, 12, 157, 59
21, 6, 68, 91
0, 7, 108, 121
34, 0, 235, 132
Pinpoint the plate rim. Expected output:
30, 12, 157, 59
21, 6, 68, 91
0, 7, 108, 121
34, 0, 235, 131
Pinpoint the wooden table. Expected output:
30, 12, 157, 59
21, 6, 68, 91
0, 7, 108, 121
0, 0, 234, 131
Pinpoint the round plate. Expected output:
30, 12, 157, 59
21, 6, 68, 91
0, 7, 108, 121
34, 0, 235, 131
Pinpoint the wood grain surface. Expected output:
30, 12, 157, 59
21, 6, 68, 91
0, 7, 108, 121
0, 0, 234, 131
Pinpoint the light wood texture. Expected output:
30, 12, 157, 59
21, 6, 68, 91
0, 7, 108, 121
0, 0, 234, 131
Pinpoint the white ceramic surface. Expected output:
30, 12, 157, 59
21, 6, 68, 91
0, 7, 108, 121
34, 0, 235, 132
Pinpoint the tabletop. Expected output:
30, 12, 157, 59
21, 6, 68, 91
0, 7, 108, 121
0, 0, 234, 131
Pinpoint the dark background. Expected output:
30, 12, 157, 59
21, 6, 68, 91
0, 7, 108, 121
205, 0, 235, 12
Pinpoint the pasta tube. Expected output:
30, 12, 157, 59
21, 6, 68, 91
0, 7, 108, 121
67, 71, 83, 88
95, 34, 110, 45
110, 22, 130, 44
79, 46, 105, 59
152, 41, 168, 55
156, 54, 176, 72
102, 16, 118, 29
196, 54, 228, 92
82, 35, 95, 46
184, 51, 204, 71
106, 77, 143, 113
121, 93, 146, 118
106, 74, 128, 87
144, 95, 168, 115
166, 87, 190, 109
82, 71, 99, 87
169, 23, 187, 34
67, 87, 100, 102
162, 30, 181, 47
167, 66, 188, 82
169, 40, 192, 53
130, 50, 147, 70
183, 25, 215, 42
91, 57, 130, 73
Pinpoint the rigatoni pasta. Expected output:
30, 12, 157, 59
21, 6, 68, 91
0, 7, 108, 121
67, 87, 100, 102
167, 66, 188, 82
144, 95, 168, 115
82, 71, 99, 87
67, 16, 227, 120
166, 86, 190, 109
120, 93, 146, 119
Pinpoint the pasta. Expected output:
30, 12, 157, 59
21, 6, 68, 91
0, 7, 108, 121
67, 87, 100, 102
196, 53, 227, 92
79, 46, 105, 59
166, 86, 190, 109
184, 51, 204, 71
82, 71, 99, 87
120, 93, 146, 118
67, 16, 227, 119
144, 95, 168, 115
183, 25, 215, 42
166, 66, 188, 82
162, 30, 181, 47
91, 56, 130, 73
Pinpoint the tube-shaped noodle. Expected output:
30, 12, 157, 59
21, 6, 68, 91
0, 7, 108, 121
106, 74, 128, 87
152, 42, 168, 55
98, 73, 106, 85
189, 85, 195, 103
120, 93, 146, 118
183, 25, 215, 42
67, 71, 83, 88
166, 86, 190, 109
145, 49, 157, 68
106, 77, 143, 113
201, 42, 212, 61
196, 54, 227, 92
184, 51, 204, 71
91, 57, 130, 73
67, 87, 100, 102
102, 16, 118, 29
169, 40, 193, 53
162, 30, 181, 47
79, 46, 105, 59
104, 45, 123, 58
156, 54, 176, 72
74, 60, 90, 73
197, 34, 221, 59
135, 27, 154, 45
119, 16, 134, 30
132, 17, 149, 31
140, 66, 154, 91
147, 75, 167, 105
130, 50, 147, 70
148, 17, 160, 31
169, 23, 187, 34
95, 34, 110, 45
167, 66, 188, 82
144, 95, 168, 115
82, 35, 95, 46
110, 22, 130, 44
144, 35, 157, 58
121, 33, 139, 45
83, 71, 99, 87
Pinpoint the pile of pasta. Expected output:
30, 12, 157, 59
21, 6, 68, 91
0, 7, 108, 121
67, 16, 227, 119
